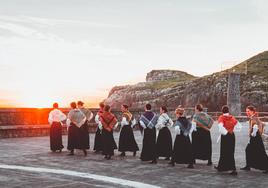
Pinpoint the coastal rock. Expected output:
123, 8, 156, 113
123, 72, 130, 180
105, 51, 268, 111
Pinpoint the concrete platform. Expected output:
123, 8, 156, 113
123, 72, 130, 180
0, 123, 267, 188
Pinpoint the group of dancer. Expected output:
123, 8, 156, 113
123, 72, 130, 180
48, 101, 268, 175
48, 101, 93, 156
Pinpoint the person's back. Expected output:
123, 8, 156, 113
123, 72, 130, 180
142, 111, 155, 121
218, 114, 237, 134
48, 103, 65, 152
68, 109, 86, 128
215, 105, 238, 176
99, 105, 118, 160
139, 103, 158, 164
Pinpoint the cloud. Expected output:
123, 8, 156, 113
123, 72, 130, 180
0, 15, 127, 107
0, 15, 124, 29
0, 21, 48, 39
25, 16, 124, 28
0, 15, 126, 55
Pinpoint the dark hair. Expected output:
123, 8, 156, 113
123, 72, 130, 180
175, 106, 184, 116
53, 103, 58, 108
195, 104, 203, 112
161, 106, 168, 113
246, 105, 256, 112
99, 102, 105, 108
77, 101, 84, 106
104, 105, 111, 112
221, 105, 229, 114
70, 102, 77, 109
122, 104, 128, 109
145, 103, 152, 110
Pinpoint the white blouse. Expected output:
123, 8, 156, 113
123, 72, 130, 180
48, 109, 67, 125
121, 117, 137, 128
95, 114, 103, 130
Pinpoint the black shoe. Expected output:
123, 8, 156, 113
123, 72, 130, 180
104, 155, 108, 159
168, 161, 175, 167
230, 170, 238, 176
106, 155, 111, 160
187, 164, 194, 169
133, 151, 137, 157
240, 166, 250, 171
96, 150, 103, 154
207, 161, 212, 166
263, 170, 268, 174
59, 149, 62, 153
165, 157, 170, 161
120, 152, 126, 157
150, 160, 157, 164
214, 166, 224, 172
67, 152, 74, 156
83, 149, 87, 156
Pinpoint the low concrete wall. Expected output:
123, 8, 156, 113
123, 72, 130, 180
0, 123, 100, 138
0, 108, 180, 138
0, 108, 197, 126
0, 108, 98, 125
0, 108, 114, 138
1, 108, 267, 139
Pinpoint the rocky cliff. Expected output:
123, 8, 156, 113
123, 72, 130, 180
146, 70, 196, 82
105, 51, 268, 111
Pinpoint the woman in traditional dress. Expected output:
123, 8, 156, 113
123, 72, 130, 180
48, 103, 66, 152
94, 102, 105, 153
214, 105, 241, 175
192, 104, 213, 165
139, 103, 158, 164
77, 101, 93, 152
66, 102, 87, 156
169, 106, 194, 168
155, 106, 173, 160
240, 106, 268, 174
118, 104, 139, 157
99, 105, 118, 160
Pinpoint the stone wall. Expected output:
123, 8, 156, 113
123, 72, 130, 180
0, 108, 198, 126
0, 108, 196, 138
0, 108, 94, 138
1, 108, 267, 138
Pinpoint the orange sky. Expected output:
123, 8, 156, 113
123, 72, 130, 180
1, 1, 268, 108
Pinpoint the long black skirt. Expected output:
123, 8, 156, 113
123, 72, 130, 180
245, 132, 268, 171
79, 121, 90, 150
67, 124, 79, 150
119, 125, 139, 152
171, 134, 194, 164
217, 133, 236, 171
192, 128, 212, 161
102, 129, 117, 156
140, 128, 157, 161
156, 127, 172, 158
50, 122, 64, 151
94, 127, 102, 152
67, 123, 89, 150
